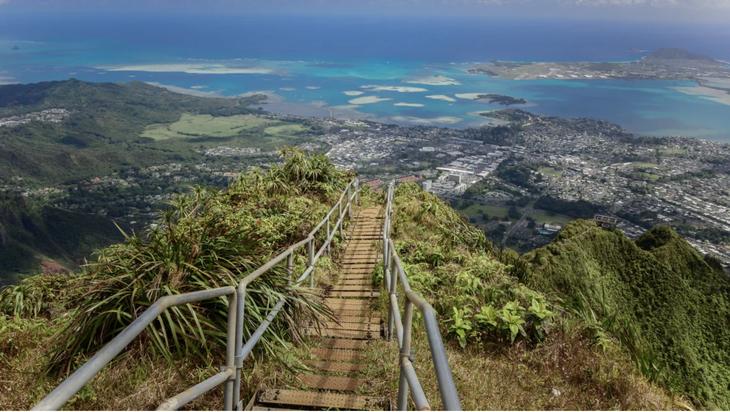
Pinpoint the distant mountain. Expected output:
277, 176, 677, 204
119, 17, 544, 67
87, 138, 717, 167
644, 47, 720, 64
523, 220, 730, 409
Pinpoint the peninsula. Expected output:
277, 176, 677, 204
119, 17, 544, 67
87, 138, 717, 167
468, 47, 730, 82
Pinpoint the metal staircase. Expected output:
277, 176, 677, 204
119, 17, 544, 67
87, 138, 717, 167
32, 180, 461, 411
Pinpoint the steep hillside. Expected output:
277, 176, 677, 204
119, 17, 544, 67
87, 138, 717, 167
383, 184, 674, 410
0, 149, 352, 409
522, 220, 730, 408
0, 194, 132, 285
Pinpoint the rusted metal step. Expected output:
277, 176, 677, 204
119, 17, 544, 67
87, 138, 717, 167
330, 285, 377, 292
326, 298, 373, 305
251, 406, 292, 411
311, 348, 363, 362
313, 338, 371, 350
339, 280, 372, 286
258, 389, 383, 410
321, 321, 380, 333
304, 328, 372, 339
329, 291, 380, 298
296, 374, 368, 392
331, 308, 373, 317
306, 360, 362, 374
335, 315, 379, 324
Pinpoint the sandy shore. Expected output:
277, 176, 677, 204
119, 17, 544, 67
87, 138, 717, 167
343, 91, 365, 96
394, 102, 425, 107
425, 94, 457, 102
466, 111, 511, 125
360, 85, 428, 93
146, 82, 228, 98
390, 115, 463, 125
98, 63, 274, 75
279, 87, 296, 91
348, 96, 393, 104
455, 93, 487, 100
672, 85, 730, 106
402, 76, 461, 86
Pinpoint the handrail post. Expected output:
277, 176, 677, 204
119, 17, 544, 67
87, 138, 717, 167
398, 300, 415, 410
338, 201, 344, 240
347, 185, 352, 216
308, 238, 314, 289
224, 292, 237, 411
354, 180, 359, 205
326, 217, 331, 257
233, 285, 246, 410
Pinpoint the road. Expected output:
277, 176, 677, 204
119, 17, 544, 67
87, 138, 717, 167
502, 204, 535, 245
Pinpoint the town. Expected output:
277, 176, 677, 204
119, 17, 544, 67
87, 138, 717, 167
4, 108, 730, 268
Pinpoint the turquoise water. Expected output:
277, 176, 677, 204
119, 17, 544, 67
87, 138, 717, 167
1, 12, 729, 140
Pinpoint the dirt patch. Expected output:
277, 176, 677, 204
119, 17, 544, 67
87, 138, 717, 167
41, 261, 70, 275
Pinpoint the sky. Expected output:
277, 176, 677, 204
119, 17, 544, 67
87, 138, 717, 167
0, 0, 729, 22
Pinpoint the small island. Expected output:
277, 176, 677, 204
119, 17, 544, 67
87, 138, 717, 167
12, 45, 20, 50
474, 94, 526, 106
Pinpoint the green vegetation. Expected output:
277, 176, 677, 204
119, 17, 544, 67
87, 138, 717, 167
530, 212, 573, 225
632, 162, 659, 168
534, 196, 603, 219
0, 194, 132, 285
478, 108, 533, 122
660, 148, 687, 155
0, 149, 354, 408
0, 80, 325, 186
537, 166, 562, 176
522, 220, 730, 408
457, 203, 509, 220
474, 94, 527, 106
382, 184, 675, 409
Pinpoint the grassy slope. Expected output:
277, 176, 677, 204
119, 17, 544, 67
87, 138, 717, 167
0, 80, 272, 186
376, 183, 673, 410
0, 150, 353, 409
522, 220, 730, 408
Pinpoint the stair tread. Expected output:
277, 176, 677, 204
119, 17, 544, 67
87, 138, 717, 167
304, 328, 373, 339
306, 360, 363, 373
313, 338, 371, 350
258, 389, 383, 410
296, 374, 368, 392
311, 348, 363, 362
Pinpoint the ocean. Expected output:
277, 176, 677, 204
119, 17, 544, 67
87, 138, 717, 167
1, 12, 730, 140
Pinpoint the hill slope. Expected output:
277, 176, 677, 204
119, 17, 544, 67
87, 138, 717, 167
0, 80, 266, 186
0, 194, 133, 285
645, 47, 720, 64
522, 220, 730, 408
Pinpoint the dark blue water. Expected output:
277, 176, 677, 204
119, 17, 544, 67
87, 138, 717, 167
3, 12, 730, 63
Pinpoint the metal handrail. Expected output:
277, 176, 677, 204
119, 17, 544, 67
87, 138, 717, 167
382, 181, 462, 411
33, 178, 360, 412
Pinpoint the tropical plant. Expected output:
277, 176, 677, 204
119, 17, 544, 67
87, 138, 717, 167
46, 149, 349, 373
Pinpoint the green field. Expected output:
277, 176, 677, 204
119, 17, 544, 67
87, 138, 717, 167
529, 212, 574, 225
142, 114, 275, 140
660, 148, 686, 155
141, 114, 313, 152
459, 204, 509, 219
538, 167, 562, 176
